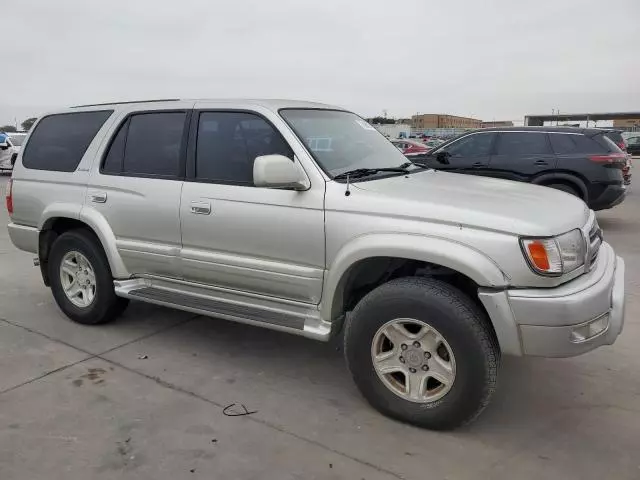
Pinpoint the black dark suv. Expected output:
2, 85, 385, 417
416, 127, 627, 210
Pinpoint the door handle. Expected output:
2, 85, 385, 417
471, 162, 484, 168
190, 201, 211, 215
534, 160, 548, 166
90, 192, 107, 203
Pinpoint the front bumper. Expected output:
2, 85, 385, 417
479, 242, 625, 357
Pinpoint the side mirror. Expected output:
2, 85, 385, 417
0, 141, 8, 150
253, 154, 310, 190
435, 151, 450, 164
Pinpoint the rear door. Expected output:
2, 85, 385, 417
423, 131, 496, 174
489, 131, 556, 181
87, 107, 191, 278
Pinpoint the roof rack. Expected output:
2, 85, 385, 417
71, 99, 181, 108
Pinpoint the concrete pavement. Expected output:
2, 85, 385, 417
1, 175, 639, 479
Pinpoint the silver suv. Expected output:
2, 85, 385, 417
6, 99, 625, 430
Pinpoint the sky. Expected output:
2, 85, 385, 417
2, 0, 639, 127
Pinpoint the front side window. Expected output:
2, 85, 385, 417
280, 109, 408, 177
22, 111, 112, 172
439, 133, 495, 157
496, 132, 551, 155
195, 111, 293, 185
102, 111, 186, 177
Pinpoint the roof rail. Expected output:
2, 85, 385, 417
71, 99, 181, 108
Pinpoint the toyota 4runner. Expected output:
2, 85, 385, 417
6, 99, 625, 430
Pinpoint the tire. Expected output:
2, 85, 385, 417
546, 183, 580, 198
48, 229, 128, 325
344, 276, 499, 430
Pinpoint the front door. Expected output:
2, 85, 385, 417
87, 108, 191, 278
423, 132, 496, 175
179, 109, 325, 304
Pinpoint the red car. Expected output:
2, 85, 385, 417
390, 139, 431, 156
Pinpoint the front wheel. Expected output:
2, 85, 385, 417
344, 277, 499, 430
49, 229, 129, 325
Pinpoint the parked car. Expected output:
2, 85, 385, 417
416, 127, 627, 210
6, 100, 625, 430
390, 138, 431, 156
0, 132, 27, 171
602, 129, 627, 153
626, 135, 640, 156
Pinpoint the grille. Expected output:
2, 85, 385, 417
588, 220, 602, 268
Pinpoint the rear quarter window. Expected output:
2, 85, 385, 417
22, 110, 112, 172
549, 133, 608, 154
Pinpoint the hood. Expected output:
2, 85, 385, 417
351, 170, 589, 236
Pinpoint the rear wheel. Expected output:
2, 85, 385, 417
344, 277, 499, 430
49, 230, 128, 325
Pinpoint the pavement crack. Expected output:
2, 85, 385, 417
0, 356, 93, 396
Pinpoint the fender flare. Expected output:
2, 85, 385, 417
321, 233, 509, 320
39, 204, 129, 278
532, 172, 588, 200
78, 206, 129, 278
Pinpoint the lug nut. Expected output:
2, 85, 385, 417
401, 344, 408, 350
422, 365, 429, 371
413, 341, 420, 348
424, 352, 431, 359
409, 368, 416, 373
399, 356, 405, 363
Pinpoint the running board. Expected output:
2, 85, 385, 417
114, 278, 331, 341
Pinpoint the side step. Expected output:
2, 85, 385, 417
114, 279, 331, 341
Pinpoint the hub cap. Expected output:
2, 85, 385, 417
59, 251, 96, 308
371, 318, 456, 403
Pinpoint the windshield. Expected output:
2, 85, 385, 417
280, 109, 409, 178
8, 134, 26, 146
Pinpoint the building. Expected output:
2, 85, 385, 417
613, 118, 640, 130
480, 120, 514, 128
411, 114, 482, 129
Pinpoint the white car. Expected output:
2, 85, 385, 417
0, 132, 27, 171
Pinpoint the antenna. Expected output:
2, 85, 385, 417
345, 174, 351, 196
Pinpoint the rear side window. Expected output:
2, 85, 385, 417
102, 111, 187, 177
22, 111, 112, 171
496, 132, 551, 155
549, 133, 608, 154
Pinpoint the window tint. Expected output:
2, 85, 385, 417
122, 112, 186, 176
549, 133, 608, 154
22, 111, 112, 171
627, 136, 640, 146
102, 120, 127, 174
593, 134, 622, 153
496, 132, 551, 155
196, 112, 293, 184
443, 133, 495, 156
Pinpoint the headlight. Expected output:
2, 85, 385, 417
521, 229, 585, 276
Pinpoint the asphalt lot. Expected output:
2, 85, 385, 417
0, 173, 639, 480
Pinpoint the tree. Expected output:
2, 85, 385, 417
368, 116, 396, 125
0, 125, 17, 133
21, 117, 37, 131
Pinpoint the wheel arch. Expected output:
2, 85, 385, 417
322, 233, 508, 323
532, 172, 588, 200
38, 206, 129, 285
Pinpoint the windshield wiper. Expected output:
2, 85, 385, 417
333, 166, 410, 180
399, 161, 429, 169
